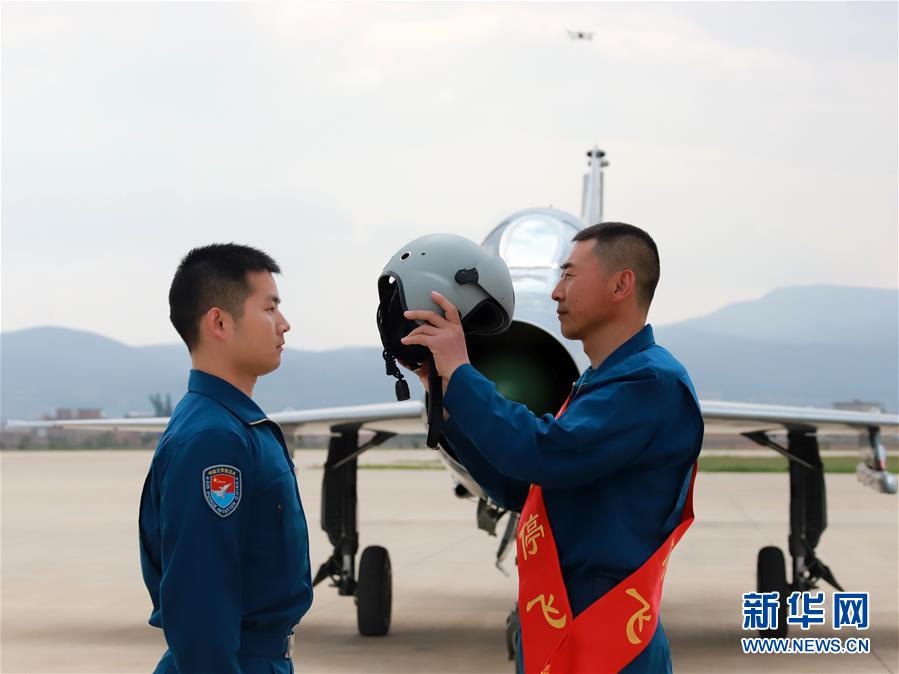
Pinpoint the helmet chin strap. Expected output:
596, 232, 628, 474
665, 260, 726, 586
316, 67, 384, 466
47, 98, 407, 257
382, 349, 411, 401
424, 354, 443, 449
381, 348, 442, 448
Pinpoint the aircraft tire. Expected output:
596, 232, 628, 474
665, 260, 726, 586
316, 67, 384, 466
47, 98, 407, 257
505, 604, 520, 663
357, 545, 392, 636
756, 545, 789, 638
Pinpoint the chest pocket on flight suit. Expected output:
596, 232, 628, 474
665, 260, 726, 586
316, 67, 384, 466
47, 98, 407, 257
247, 467, 295, 558
272, 467, 305, 572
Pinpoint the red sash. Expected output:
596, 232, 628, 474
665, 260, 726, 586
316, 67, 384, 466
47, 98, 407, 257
517, 395, 697, 673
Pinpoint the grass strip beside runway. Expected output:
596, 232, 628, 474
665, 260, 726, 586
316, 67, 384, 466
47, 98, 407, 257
697, 454, 898, 473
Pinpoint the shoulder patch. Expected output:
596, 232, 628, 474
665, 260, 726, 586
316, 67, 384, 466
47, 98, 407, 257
202, 465, 242, 517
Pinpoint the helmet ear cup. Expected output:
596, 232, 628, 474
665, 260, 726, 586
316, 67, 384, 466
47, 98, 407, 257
471, 255, 515, 331
461, 298, 507, 335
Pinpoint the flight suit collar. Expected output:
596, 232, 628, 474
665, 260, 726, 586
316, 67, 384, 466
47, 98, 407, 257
580, 324, 656, 386
188, 369, 268, 425
601, 323, 655, 373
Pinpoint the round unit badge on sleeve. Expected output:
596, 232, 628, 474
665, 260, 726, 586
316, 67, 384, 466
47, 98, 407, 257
203, 465, 242, 517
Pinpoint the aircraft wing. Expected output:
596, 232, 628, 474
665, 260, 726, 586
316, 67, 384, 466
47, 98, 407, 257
6, 416, 172, 432
7, 398, 896, 436
700, 400, 899, 435
699, 400, 897, 495
5, 401, 428, 436
269, 401, 426, 435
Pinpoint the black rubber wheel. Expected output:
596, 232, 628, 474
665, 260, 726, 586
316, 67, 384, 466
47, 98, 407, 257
357, 545, 392, 636
505, 604, 520, 668
757, 546, 789, 638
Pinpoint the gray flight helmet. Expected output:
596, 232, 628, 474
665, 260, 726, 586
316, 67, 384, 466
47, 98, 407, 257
377, 233, 515, 370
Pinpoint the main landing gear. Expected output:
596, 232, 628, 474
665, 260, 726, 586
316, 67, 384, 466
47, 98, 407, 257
312, 426, 395, 636
746, 429, 843, 638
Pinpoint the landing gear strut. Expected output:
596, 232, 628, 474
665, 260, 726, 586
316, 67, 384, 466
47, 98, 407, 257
312, 426, 395, 636
746, 429, 843, 637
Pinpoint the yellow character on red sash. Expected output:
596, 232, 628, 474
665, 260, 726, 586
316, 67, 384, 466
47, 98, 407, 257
625, 588, 652, 645
518, 513, 545, 561
526, 593, 568, 629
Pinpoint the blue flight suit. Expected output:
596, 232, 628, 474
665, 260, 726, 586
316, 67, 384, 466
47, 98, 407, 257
139, 370, 313, 674
442, 325, 703, 673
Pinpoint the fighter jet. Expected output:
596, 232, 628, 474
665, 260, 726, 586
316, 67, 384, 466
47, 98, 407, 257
12, 147, 897, 643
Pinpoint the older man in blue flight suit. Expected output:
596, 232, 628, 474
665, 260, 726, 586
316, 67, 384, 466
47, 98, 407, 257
402, 223, 703, 673
139, 244, 312, 674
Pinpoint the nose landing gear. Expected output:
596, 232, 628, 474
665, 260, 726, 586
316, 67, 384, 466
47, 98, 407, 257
313, 427, 395, 636
749, 429, 843, 638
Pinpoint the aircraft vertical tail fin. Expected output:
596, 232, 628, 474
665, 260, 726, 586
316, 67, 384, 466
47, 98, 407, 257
580, 146, 607, 227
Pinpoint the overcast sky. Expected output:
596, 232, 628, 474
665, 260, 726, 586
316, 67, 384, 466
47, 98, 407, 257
2, 2, 896, 351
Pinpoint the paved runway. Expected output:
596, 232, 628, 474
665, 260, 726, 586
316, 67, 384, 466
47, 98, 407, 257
1, 450, 896, 673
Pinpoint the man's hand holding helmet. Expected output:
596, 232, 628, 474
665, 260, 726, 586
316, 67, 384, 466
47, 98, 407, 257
401, 291, 470, 392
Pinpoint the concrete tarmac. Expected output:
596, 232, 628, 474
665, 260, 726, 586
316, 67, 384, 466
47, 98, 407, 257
1, 450, 896, 674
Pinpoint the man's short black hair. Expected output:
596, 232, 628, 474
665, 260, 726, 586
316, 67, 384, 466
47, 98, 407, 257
572, 222, 660, 308
169, 243, 281, 351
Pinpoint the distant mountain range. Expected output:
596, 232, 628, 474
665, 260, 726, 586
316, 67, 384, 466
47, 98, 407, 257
1, 285, 896, 421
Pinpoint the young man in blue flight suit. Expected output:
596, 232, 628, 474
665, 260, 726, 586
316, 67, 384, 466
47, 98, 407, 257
139, 244, 312, 674
402, 223, 704, 673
